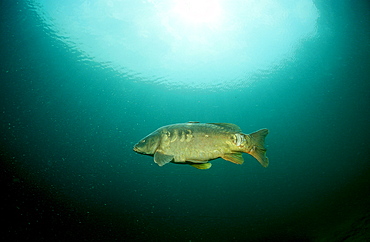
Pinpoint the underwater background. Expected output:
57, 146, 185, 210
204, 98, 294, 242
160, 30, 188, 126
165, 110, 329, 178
1, 0, 369, 241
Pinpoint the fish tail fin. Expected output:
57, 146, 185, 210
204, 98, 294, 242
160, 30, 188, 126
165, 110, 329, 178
248, 129, 269, 167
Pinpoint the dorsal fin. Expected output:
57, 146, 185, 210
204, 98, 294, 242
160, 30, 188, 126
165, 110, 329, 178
208, 123, 242, 132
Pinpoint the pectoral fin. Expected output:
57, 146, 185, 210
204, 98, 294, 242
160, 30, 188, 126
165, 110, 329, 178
190, 163, 212, 170
154, 151, 173, 166
222, 153, 244, 164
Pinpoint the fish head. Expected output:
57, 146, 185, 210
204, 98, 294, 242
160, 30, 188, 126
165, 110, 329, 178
133, 132, 160, 155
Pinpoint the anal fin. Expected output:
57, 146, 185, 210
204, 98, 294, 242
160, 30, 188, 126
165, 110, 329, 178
222, 153, 244, 164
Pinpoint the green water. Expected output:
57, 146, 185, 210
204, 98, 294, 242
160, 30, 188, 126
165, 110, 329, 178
1, 0, 369, 241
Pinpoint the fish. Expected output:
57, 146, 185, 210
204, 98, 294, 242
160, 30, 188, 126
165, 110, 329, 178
133, 122, 269, 170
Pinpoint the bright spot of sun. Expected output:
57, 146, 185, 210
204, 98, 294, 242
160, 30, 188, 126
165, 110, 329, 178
33, 0, 319, 89
171, 0, 222, 24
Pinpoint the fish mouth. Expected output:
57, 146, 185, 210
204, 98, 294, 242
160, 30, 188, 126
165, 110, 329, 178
133, 146, 141, 153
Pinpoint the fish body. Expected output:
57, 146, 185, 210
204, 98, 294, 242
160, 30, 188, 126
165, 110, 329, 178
133, 122, 269, 169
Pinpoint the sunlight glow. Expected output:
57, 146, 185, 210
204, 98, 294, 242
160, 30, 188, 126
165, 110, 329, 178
33, 0, 319, 89
171, 0, 222, 24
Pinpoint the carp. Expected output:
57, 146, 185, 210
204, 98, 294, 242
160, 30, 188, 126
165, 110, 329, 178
133, 122, 269, 169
